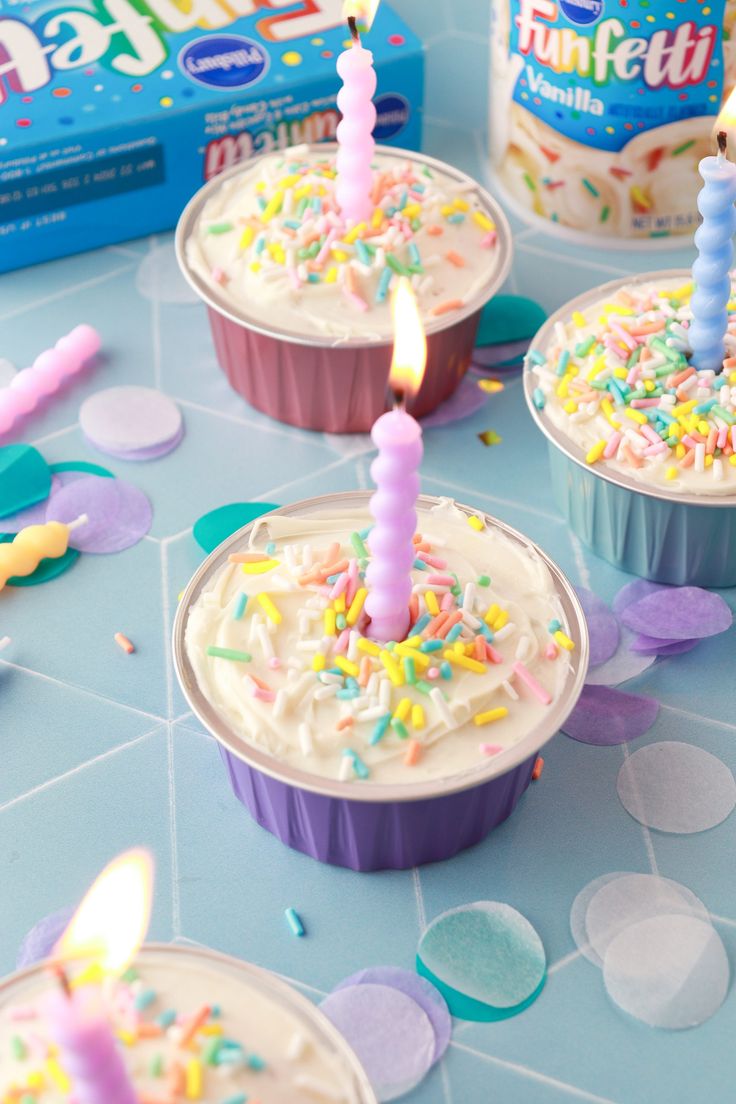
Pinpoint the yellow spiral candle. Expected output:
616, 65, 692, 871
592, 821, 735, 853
0, 514, 88, 591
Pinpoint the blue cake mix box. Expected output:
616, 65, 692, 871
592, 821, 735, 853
0, 0, 423, 273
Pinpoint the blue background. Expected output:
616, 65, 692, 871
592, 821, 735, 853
0, 2, 734, 1102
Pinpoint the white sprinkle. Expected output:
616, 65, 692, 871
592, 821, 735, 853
502, 679, 519, 701
287, 1032, 309, 1061
273, 689, 288, 719
462, 582, 477, 613
302, 544, 313, 570
412, 582, 450, 594
430, 687, 455, 729
461, 608, 481, 630
296, 639, 323, 651
314, 684, 338, 701
494, 623, 516, 641
354, 705, 387, 723
515, 635, 532, 663
379, 677, 392, 710
366, 672, 379, 697
257, 623, 275, 660
298, 723, 314, 756
284, 544, 297, 569
713, 458, 724, 481
694, 442, 705, 473
249, 612, 264, 644
293, 1074, 345, 1100
347, 630, 360, 663
318, 672, 343, 685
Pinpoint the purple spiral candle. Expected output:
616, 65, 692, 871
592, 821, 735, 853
365, 408, 423, 643
689, 132, 736, 372
46, 986, 138, 1104
335, 17, 377, 227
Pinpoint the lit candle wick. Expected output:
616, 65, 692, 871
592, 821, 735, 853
717, 129, 727, 165
348, 14, 359, 41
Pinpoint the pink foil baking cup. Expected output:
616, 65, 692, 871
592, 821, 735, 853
175, 145, 513, 434
172, 493, 589, 872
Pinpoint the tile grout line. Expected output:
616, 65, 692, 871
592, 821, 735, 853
30, 422, 80, 448
423, 473, 561, 524
712, 913, 736, 929
658, 701, 736, 736
0, 262, 138, 323
439, 1058, 455, 1104
547, 947, 585, 975
450, 1042, 621, 1104
0, 658, 166, 725
250, 455, 356, 504
412, 867, 427, 934
174, 395, 322, 446
0, 726, 162, 815
621, 743, 659, 877
167, 722, 182, 939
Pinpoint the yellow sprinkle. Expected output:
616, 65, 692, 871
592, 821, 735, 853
625, 409, 647, 426
705, 454, 714, 468
730, 454, 736, 466
325, 266, 338, 284
70, 963, 104, 988
239, 225, 255, 250
406, 635, 423, 647
294, 185, 312, 200
198, 1024, 223, 1035
493, 609, 509, 632
474, 706, 509, 726
334, 593, 346, 614
484, 603, 500, 626
675, 443, 686, 460
572, 310, 586, 328
278, 173, 301, 188
673, 400, 697, 416
46, 1060, 71, 1092
346, 587, 368, 626
344, 222, 366, 244
644, 379, 655, 393
554, 630, 575, 651
612, 367, 628, 379
185, 1058, 203, 1099
586, 440, 607, 465
556, 376, 570, 400
729, 371, 736, 385
454, 641, 466, 656
335, 656, 359, 678
260, 190, 285, 223
380, 650, 404, 687
117, 1029, 137, 1046
272, 245, 286, 265
443, 650, 486, 674
666, 466, 678, 480
312, 652, 326, 672
467, 515, 484, 532
325, 608, 337, 636
453, 197, 470, 212
249, 261, 262, 273
411, 704, 425, 729
473, 210, 496, 232
441, 204, 454, 217
402, 203, 422, 219
563, 399, 578, 415
372, 206, 384, 228
424, 589, 440, 616
394, 697, 412, 722
673, 282, 693, 300
332, 249, 349, 262
631, 185, 651, 209
257, 593, 282, 624
697, 420, 710, 436
357, 637, 381, 656
27, 1072, 45, 1090
393, 643, 430, 668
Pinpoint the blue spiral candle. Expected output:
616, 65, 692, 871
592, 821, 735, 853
689, 132, 736, 373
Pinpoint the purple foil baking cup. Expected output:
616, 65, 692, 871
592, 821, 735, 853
175, 145, 513, 435
172, 493, 589, 873
523, 269, 736, 588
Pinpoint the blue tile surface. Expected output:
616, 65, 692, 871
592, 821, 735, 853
0, 5, 734, 1102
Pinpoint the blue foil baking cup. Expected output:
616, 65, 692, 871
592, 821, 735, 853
524, 269, 736, 588
172, 493, 589, 873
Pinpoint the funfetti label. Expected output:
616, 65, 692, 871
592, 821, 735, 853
490, 0, 736, 242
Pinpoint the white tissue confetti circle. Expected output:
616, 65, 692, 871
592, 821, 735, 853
618, 742, 736, 834
80, 386, 182, 455
321, 984, 436, 1102
569, 872, 628, 967
585, 874, 709, 966
603, 914, 729, 1029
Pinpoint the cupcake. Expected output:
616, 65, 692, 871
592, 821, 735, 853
525, 269, 736, 586
0, 944, 375, 1102
173, 493, 588, 872
175, 144, 512, 433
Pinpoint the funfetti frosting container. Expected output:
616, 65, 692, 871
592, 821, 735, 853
175, 144, 513, 433
524, 270, 736, 587
490, 0, 736, 244
173, 493, 588, 873
0, 944, 376, 1102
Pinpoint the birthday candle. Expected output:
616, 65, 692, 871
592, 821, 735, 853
335, 2, 380, 226
0, 515, 87, 591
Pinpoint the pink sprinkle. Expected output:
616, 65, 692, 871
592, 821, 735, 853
603, 431, 622, 459
682, 434, 700, 449
479, 743, 503, 756
268, 657, 282, 670
9, 1006, 38, 1021
480, 231, 497, 248
512, 661, 552, 705
288, 267, 302, 290
545, 642, 558, 660
211, 266, 226, 284
335, 628, 350, 653
629, 398, 661, 409
643, 442, 668, 457
717, 426, 728, 449
417, 552, 447, 569
485, 644, 503, 664
426, 573, 454, 586
427, 667, 440, 679
608, 319, 637, 350
440, 592, 455, 611
343, 289, 369, 313
329, 573, 348, 599
316, 228, 338, 264
640, 425, 663, 445
626, 366, 641, 387
253, 687, 275, 702
731, 426, 736, 449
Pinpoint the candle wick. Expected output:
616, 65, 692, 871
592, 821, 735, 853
391, 387, 406, 411
53, 963, 72, 999
717, 130, 728, 158
347, 15, 360, 43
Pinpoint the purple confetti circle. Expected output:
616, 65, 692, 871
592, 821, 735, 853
621, 587, 732, 641
46, 475, 152, 553
575, 588, 620, 668
333, 967, 451, 1064
612, 579, 669, 618
562, 684, 659, 746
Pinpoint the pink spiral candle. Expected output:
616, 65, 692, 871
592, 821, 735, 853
46, 985, 138, 1104
336, 22, 377, 227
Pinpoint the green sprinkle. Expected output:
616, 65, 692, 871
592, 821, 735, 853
121, 967, 139, 984
386, 253, 411, 276
600, 205, 610, 223
575, 335, 596, 357
626, 346, 643, 368
220, 1097, 247, 1104
233, 592, 248, 620
206, 646, 252, 662
202, 1036, 221, 1065
672, 138, 696, 156
582, 178, 599, 197
247, 1053, 267, 1071
351, 531, 369, 559
296, 196, 309, 217
403, 656, 417, 685
11, 1035, 26, 1060
336, 613, 347, 631
149, 1053, 164, 1077
415, 679, 433, 695
523, 172, 536, 192
713, 404, 736, 425
650, 336, 683, 364
477, 574, 491, 587
411, 217, 422, 232
422, 165, 434, 178
207, 221, 234, 235
391, 718, 410, 739
548, 619, 561, 633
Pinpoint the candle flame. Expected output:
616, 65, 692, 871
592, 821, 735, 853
343, 0, 381, 31
716, 86, 736, 135
55, 850, 154, 977
389, 277, 427, 399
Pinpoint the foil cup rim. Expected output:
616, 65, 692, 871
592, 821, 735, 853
174, 143, 513, 348
523, 268, 736, 508
172, 491, 590, 804
0, 944, 377, 1103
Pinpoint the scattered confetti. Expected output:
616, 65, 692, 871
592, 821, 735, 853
611, 579, 668, 619
193, 502, 280, 554
561, 685, 659, 746
603, 915, 729, 1029
619, 586, 733, 642
80, 386, 183, 460
584, 626, 655, 686
419, 376, 489, 429
0, 444, 51, 520
569, 872, 628, 967
16, 907, 75, 969
46, 476, 152, 554
114, 632, 135, 655
477, 378, 504, 394
575, 587, 620, 667
617, 742, 736, 834
477, 429, 502, 447
629, 634, 699, 656
416, 902, 546, 1020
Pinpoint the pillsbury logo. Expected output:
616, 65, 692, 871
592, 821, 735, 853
373, 94, 410, 141
179, 35, 269, 90
559, 0, 603, 26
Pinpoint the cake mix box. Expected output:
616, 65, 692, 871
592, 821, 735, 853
0, 0, 423, 273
